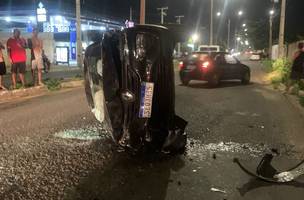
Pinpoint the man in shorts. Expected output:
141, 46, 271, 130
0, 41, 7, 90
7, 29, 27, 89
30, 28, 44, 86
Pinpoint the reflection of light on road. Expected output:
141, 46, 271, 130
55, 126, 108, 141
186, 139, 270, 160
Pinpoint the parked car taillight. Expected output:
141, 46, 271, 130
201, 61, 210, 69
179, 61, 184, 69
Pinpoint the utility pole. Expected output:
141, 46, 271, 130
130, 7, 133, 21
140, 0, 145, 24
157, 7, 168, 24
175, 15, 184, 56
269, 11, 274, 59
210, 0, 214, 45
227, 19, 231, 51
175, 15, 184, 24
76, 0, 82, 68
278, 0, 286, 58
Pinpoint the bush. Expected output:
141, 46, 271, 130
272, 58, 292, 85
44, 78, 62, 91
299, 96, 304, 107
261, 59, 274, 73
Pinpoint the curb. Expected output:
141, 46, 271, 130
0, 79, 84, 103
0, 86, 48, 103
60, 80, 84, 88
272, 85, 304, 117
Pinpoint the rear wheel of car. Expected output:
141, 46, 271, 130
208, 73, 220, 87
241, 71, 250, 84
181, 78, 190, 86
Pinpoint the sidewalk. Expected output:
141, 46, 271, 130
0, 65, 83, 103
2, 65, 82, 88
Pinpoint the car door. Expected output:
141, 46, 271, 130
224, 54, 239, 79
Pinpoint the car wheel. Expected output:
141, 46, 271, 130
181, 78, 190, 86
208, 73, 220, 87
241, 71, 250, 84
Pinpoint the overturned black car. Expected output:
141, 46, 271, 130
84, 25, 187, 154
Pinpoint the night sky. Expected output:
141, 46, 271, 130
1, 0, 304, 42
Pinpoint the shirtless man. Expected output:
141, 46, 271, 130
30, 28, 44, 86
0, 41, 7, 90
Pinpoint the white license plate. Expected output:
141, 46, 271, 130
186, 65, 196, 70
139, 82, 154, 118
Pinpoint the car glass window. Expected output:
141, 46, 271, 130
214, 54, 225, 64
188, 53, 208, 61
224, 54, 237, 64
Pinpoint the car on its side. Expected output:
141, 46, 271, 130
179, 52, 251, 87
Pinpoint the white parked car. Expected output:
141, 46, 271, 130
250, 53, 261, 61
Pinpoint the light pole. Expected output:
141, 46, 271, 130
157, 7, 168, 24
227, 19, 231, 50
278, 0, 286, 58
76, 0, 82, 68
269, 10, 274, 59
210, 0, 214, 45
140, 0, 146, 24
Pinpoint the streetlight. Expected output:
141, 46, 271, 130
5, 17, 11, 22
192, 33, 199, 43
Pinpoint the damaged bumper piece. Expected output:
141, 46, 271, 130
84, 25, 187, 153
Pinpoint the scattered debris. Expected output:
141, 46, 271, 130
211, 187, 227, 194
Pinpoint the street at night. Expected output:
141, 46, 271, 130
0, 61, 304, 199
1, 0, 304, 199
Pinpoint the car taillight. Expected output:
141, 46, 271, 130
201, 61, 210, 69
179, 61, 184, 69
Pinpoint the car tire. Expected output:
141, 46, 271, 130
181, 78, 190, 86
208, 73, 220, 87
241, 71, 251, 84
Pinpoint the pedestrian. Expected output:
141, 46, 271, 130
29, 28, 44, 86
7, 29, 27, 89
291, 42, 304, 80
0, 41, 7, 90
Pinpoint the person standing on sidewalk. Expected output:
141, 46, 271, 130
29, 28, 44, 86
0, 41, 7, 90
7, 29, 27, 89
291, 42, 304, 80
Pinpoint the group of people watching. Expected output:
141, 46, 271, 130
0, 28, 44, 90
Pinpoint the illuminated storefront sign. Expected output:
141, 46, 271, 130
43, 23, 70, 33
37, 2, 47, 22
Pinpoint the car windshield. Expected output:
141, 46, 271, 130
188, 53, 209, 61
199, 47, 218, 52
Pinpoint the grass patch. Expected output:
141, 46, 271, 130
44, 78, 62, 91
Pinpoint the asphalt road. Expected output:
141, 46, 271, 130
0, 60, 304, 200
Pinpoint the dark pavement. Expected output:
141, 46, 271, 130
0, 61, 304, 200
